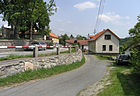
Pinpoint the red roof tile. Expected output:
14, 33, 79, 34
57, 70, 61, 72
89, 35, 94, 38
49, 33, 58, 38
89, 29, 120, 41
65, 40, 74, 43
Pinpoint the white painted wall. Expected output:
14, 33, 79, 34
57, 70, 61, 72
96, 30, 119, 53
88, 41, 96, 53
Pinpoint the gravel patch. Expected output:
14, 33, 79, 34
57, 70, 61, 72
78, 65, 114, 96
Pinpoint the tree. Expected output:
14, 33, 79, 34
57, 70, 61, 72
70, 34, 74, 40
59, 34, 69, 45
1, 0, 26, 39
129, 16, 140, 73
76, 35, 87, 40
0, 0, 56, 39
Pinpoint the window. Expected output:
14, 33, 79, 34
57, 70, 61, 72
105, 35, 111, 40
102, 45, 106, 51
109, 45, 113, 51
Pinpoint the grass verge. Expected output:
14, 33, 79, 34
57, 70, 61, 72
97, 64, 140, 96
94, 55, 115, 61
0, 55, 85, 87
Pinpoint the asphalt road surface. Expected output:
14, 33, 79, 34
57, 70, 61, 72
0, 48, 68, 57
0, 55, 109, 96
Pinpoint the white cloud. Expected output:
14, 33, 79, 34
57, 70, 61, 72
98, 12, 121, 23
74, 1, 97, 11
98, 12, 131, 26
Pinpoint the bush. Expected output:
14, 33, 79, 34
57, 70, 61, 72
130, 48, 140, 73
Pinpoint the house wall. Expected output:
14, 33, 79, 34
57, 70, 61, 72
88, 41, 96, 53
96, 30, 119, 54
52, 37, 59, 44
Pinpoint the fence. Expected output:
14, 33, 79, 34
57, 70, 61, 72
0, 45, 79, 58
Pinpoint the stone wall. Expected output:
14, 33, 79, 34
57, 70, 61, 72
0, 49, 82, 78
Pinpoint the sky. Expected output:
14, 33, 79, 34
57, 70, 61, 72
0, 0, 140, 38
49, 0, 140, 38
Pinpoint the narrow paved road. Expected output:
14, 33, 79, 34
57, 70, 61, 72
0, 55, 109, 96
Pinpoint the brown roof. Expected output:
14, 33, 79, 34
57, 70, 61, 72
49, 33, 58, 38
65, 40, 88, 46
65, 40, 74, 43
89, 29, 120, 41
89, 35, 94, 38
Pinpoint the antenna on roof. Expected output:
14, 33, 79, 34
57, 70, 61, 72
94, 29, 96, 34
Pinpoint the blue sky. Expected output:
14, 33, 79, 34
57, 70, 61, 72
50, 0, 140, 38
0, 0, 140, 38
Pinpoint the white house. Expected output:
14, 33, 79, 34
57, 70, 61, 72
88, 29, 120, 55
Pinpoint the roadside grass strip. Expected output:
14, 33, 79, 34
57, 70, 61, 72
0, 55, 85, 87
94, 55, 115, 61
97, 65, 140, 96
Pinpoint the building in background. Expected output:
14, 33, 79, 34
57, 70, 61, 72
88, 29, 120, 55
46, 32, 59, 45
65, 40, 88, 50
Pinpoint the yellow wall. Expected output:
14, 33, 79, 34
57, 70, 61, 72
52, 37, 59, 44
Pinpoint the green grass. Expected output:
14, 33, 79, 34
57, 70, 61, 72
97, 65, 140, 96
94, 55, 113, 61
0, 48, 75, 61
0, 55, 85, 87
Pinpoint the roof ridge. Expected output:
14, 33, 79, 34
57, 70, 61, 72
89, 29, 120, 41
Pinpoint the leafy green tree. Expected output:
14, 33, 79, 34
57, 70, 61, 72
130, 48, 140, 73
70, 34, 74, 40
129, 16, 140, 73
0, 0, 56, 39
1, 0, 26, 39
59, 34, 69, 45
76, 35, 87, 40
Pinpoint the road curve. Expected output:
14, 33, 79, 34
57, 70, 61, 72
0, 55, 109, 96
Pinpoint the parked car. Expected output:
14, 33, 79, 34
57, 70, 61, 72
25, 41, 46, 51
116, 54, 131, 65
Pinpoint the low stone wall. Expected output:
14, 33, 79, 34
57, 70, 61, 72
0, 50, 82, 78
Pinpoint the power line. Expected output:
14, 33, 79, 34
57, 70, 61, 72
93, 0, 105, 34
96, 0, 106, 32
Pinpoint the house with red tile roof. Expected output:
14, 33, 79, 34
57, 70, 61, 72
45, 32, 59, 45
88, 29, 120, 55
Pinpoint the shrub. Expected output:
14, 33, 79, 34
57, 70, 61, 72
130, 48, 140, 73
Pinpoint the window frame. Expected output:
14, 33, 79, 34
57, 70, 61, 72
109, 45, 113, 51
102, 45, 106, 51
105, 35, 111, 40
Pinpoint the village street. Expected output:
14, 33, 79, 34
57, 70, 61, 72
0, 55, 109, 96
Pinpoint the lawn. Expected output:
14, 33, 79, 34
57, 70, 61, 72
97, 65, 140, 96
